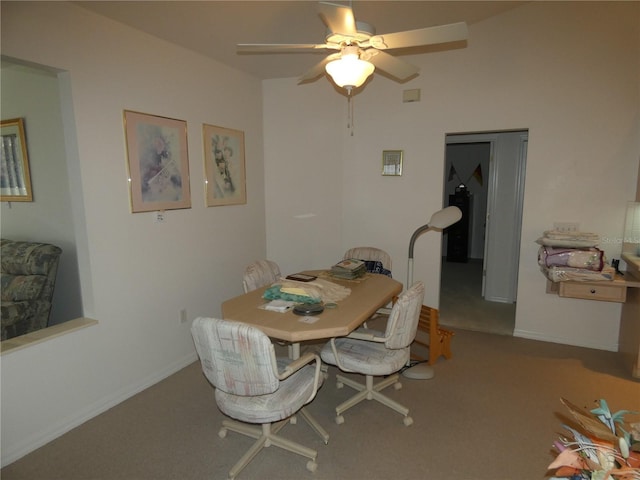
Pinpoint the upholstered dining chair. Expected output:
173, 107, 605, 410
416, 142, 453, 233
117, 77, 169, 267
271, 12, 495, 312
343, 246, 392, 276
320, 281, 425, 426
343, 246, 393, 320
242, 259, 294, 354
191, 317, 324, 479
242, 259, 281, 293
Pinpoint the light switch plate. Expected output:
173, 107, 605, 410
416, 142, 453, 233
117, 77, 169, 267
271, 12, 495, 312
553, 222, 579, 232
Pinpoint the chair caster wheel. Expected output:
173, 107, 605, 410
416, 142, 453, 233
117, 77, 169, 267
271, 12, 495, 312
306, 460, 318, 473
403, 416, 413, 426
335, 415, 345, 424
336, 381, 343, 389
394, 382, 402, 390
218, 428, 227, 438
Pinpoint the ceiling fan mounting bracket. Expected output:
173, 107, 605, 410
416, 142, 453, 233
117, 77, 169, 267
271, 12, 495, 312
325, 21, 375, 46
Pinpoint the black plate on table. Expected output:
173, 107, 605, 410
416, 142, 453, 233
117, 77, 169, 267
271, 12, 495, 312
293, 304, 324, 316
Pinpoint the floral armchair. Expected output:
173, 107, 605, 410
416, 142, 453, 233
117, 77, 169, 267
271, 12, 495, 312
1, 239, 62, 340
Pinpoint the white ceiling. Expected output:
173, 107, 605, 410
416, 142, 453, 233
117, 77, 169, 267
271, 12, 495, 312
76, 1, 525, 80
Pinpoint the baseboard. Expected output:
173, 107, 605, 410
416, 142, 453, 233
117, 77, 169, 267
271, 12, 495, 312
1, 351, 198, 467
513, 329, 618, 352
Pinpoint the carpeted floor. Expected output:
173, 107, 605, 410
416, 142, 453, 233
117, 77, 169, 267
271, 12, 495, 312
439, 258, 516, 336
3, 325, 639, 480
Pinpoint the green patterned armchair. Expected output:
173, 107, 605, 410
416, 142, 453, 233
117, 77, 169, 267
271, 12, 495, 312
1, 239, 62, 340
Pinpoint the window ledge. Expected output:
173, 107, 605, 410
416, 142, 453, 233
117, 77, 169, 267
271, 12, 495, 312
1, 318, 98, 355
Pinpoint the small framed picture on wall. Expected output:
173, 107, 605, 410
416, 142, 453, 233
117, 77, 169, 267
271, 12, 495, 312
1, 118, 33, 202
382, 150, 403, 176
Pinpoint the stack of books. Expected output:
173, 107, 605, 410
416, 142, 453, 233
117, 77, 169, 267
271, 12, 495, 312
330, 258, 367, 279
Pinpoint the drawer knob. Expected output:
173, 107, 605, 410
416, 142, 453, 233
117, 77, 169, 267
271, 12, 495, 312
590, 289, 596, 294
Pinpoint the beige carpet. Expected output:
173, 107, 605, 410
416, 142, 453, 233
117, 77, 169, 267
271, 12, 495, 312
3, 327, 639, 480
439, 258, 516, 336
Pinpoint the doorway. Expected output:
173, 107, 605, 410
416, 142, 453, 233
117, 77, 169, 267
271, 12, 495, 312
439, 131, 528, 335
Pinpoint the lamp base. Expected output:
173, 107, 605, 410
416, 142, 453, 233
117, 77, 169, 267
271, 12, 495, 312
401, 363, 435, 380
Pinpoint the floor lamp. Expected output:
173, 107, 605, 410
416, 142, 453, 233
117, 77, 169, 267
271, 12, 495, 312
402, 206, 462, 380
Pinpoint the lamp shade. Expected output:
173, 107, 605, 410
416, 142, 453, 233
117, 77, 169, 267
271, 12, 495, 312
325, 48, 374, 89
428, 206, 463, 229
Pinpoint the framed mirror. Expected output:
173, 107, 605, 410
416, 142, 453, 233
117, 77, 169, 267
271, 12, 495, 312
1, 117, 33, 201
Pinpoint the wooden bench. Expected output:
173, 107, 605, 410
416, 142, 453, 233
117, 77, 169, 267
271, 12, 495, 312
411, 305, 454, 365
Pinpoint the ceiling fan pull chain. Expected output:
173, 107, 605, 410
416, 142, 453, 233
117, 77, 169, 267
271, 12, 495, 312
348, 94, 355, 136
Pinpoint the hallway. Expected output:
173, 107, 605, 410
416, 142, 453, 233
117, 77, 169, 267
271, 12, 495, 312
439, 258, 515, 336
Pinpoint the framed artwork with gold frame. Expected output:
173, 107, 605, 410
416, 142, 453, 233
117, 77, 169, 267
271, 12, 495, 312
203, 123, 246, 207
1, 118, 33, 202
123, 110, 191, 213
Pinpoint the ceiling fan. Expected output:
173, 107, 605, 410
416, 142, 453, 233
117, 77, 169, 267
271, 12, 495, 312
237, 2, 468, 95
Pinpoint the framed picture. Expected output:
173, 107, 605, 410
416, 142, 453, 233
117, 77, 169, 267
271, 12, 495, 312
123, 110, 191, 213
203, 124, 246, 206
1, 118, 33, 202
382, 150, 403, 176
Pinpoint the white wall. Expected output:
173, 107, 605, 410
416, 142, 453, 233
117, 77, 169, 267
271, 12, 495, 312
1, 62, 84, 325
1, 0, 638, 468
263, 2, 639, 349
1, 2, 266, 465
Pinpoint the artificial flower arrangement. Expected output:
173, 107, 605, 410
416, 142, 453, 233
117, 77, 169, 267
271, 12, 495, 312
548, 398, 640, 480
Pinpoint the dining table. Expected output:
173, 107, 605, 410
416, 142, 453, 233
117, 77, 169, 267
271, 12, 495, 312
221, 269, 403, 443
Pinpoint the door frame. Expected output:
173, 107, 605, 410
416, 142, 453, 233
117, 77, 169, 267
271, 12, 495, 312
445, 131, 527, 303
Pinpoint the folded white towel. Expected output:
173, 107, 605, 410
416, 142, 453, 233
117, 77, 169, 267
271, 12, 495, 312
543, 230, 600, 242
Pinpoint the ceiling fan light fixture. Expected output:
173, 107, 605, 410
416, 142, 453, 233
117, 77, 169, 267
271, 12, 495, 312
325, 48, 374, 90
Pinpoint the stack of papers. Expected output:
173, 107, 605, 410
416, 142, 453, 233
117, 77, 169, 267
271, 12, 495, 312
330, 258, 367, 279
262, 300, 297, 312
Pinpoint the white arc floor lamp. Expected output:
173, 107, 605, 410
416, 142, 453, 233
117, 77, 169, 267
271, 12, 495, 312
402, 206, 462, 380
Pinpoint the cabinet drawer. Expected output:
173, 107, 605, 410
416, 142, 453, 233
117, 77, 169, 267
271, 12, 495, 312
558, 282, 627, 303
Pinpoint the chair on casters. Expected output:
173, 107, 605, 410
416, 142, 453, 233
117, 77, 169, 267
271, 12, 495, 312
343, 247, 394, 321
320, 281, 425, 426
191, 317, 324, 480
242, 259, 281, 293
242, 259, 299, 356
343, 247, 392, 276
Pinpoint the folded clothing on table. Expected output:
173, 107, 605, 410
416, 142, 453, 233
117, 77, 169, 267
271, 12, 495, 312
263, 277, 351, 304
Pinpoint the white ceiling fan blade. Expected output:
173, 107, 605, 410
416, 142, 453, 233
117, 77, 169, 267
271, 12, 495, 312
318, 2, 357, 36
237, 43, 330, 54
370, 22, 468, 50
367, 50, 419, 81
298, 53, 340, 84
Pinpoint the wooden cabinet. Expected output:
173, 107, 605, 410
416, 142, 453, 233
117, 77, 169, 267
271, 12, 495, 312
446, 188, 471, 263
547, 272, 639, 303
556, 277, 628, 302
